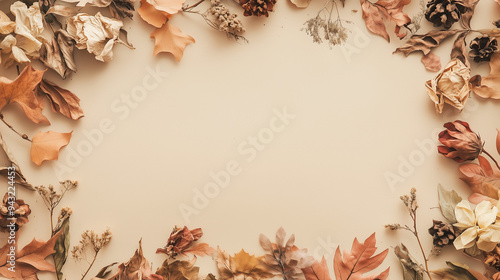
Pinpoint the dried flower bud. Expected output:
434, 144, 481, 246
0, 193, 31, 231
157, 226, 203, 257
438, 120, 483, 162
385, 224, 402, 230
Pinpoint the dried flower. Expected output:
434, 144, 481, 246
66, 12, 124, 62
385, 223, 402, 230
36, 180, 77, 213
438, 120, 482, 162
428, 220, 456, 247
469, 35, 498, 63
485, 246, 500, 271
208, 0, 245, 40
72, 228, 112, 260
0, 193, 31, 231
425, 58, 471, 113
157, 226, 203, 257
453, 200, 500, 252
303, 16, 348, 47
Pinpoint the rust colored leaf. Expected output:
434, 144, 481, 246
421, 53, 441, 72
394, 30, 460, 56
333, 233, 389, 280
31, 131, 72, 166
360, 0, 411, 42
216, 248, 273, 280
459, 155, 500, 200
0, 64, 49, 124
151, 23, 195, 61
472, 52, 500, 99
0, 230, 62, 279
360, 0, 389, 42
38, 79, 83, 120
138, 0, 169, 28
302, 257, 331, 280
183, 243, 216, 257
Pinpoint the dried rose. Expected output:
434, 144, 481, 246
157, 226, 203, 257
0, 193, 31, 232
66, 12, 123, 62
438, 120, 483, 162
425, 58, 471, 113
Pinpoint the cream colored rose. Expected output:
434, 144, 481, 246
425, 58, 471, 114
66, 12, 123, 62
454, 200, 500, 252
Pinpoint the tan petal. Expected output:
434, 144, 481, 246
455, 200, 475, 228
476, 201, 497, 228
454, 227, 478, 250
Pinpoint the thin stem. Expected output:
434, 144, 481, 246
0, 114, 31, 142
50, 208, 54, 237
81, 251, 99, 280
412, 211, 434, 280
183, 0, 205, 11
483, 149, 500, 170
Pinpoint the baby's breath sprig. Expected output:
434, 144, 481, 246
303, 0, 350, 47
72, 228, 113, 280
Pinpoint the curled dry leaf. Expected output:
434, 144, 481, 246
432, 262, 489, 280
151, 23, 195, 61
437, 184, 462, 223
302, 257, 331, 280
421, 53, 441, 72
215, 247, 273, 280
156, 258, 199, 280
0, 132, 33, 190
360, 0, 411, 42
394, 244, 424, 280
450, 31, 470, 67
460, 155, 500, 202
0, 64, 49, 124
146, 0, 185, 15
40, 30, 77, 79
0, 229, 62, 279
394, 30, 460, 56
459, 0, 479, 30
333, 233, 389, 280
108, 240, 163, 280
31, 131, 72, 166
472, 52, 500, 99
38, 79, 84, 120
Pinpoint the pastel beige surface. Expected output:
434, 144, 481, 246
2, 0, 500, 278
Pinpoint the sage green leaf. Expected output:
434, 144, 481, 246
432, 262, 488, 280
54, 218, 70, 280
438, 184, 462, 223
394, 244, 424, 280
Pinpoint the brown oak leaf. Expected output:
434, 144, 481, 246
0, 64, 49, 124
302, 257, 331, 280
472, 52, 500, 99
151, 23, 195, 61
108, 240, 163, 280
333, 233, 389, 280
360, 0, 411, 42
394, 30, 460, 56
215, 248, 273, 280
31, 131, 72, 166
156, 258, 199, 280
0, 229, 62, 279
38, 79, 84, 120
459, 155, 500, 202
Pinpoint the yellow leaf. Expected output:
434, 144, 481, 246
30, 131, 72, 166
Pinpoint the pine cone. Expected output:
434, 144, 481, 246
0, 193, 31, 232
469, 35, 498, 63
425, 0, 466, 29
428, 220, 456, 247
240, 0, 276, 17
485, 246, 500, 271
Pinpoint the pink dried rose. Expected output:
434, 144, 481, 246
157, 226, 203, 257
438, 120, 483, 162
0, 193, 31, 231
425, 58, 471, 113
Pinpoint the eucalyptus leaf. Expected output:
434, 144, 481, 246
394, 244, 424, 280
53, 218, 70, 280
438, 184, 462, 223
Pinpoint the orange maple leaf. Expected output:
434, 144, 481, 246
151, 23, 195, 61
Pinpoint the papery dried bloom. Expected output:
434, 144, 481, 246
438, 120, 482, 162
157, 226, 203, 257
0, 193, 31, 231
454, 200, 500, 252
428, 220, 456, 247
485, 246, 500, 271
66, 12, 123, 62
425, 58, 471, 113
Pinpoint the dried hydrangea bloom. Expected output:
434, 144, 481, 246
66, 12, 123, 62
438, 120, 482, 162
158, 226, 203, 257
0, 193, 31, 232
425, 58, 471, 113
454, 200, 500, 252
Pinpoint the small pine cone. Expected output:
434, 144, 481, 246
469, 35, 498, 63
428, 220, 456, 247
0, 193, 31, 232
240, 0, 276, 17
485, 246, 500, 271
425, 0, 466, 29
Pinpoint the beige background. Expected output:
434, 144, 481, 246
2, 0, 500, 278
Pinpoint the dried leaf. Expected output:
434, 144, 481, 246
183, 243, 216, 257
360, 0, 390, 42
46, 5, 78, 16
138, 0, 169, 28
421, 53, 441, 72
289, 0, 312, 8
215, 248, 273, 280
333, 233, 389, 280
459, 155, 500, 200
146, 0, 185, 15
302, 257, 331, 280
437, 184, 462, 223
156, 258, 199, 280
109, 240, 163, 280
450, 31, 469, 67
151, 23, 195, 61
0, 229, 62, 279
0, 131, 33, 190
30, 131, 72, 166
360, 0, 411, 42
38, 79, 83, 120
205, 273, 217, 280
472, 52, 500, 99
394, 30, 460, 56
459, 0, 479, 30
394, 244, 424, 280
0, 64, 48, 124
94, 262, 118, 279
432, 262, 488, 280
40, 30, 77, 79
54, 217, 70, 280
